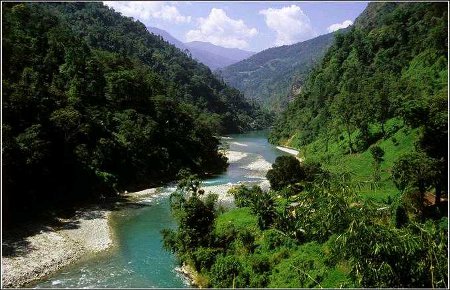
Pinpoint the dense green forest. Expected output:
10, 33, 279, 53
217, 31, 336, 112
163, 2, 448, 288
2, 2, 271, 227
269, 2, 447, 199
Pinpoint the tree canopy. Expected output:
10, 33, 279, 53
2, 2, 270, 226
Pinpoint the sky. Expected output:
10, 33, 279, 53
103, 1, 369, 52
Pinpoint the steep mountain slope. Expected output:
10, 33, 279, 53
269, 2, 447, 196
353, 2, 400, 30
2, 2, 270, 226
147, 27, 255, 70
270, 2, 447, 147
217, 31, 338, 111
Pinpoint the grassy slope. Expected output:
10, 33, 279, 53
283, 118, 419, 202
215, 207, 260, 235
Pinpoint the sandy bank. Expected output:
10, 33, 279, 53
122, 187, 159, 200
203, 179, 270, 207
2, 208, 112, 288
276, 146, 304, 162
240, 156, 272, 173
276, 145, 299, 155
1, 185, 166, 288
203, 183, 236, 206
230, 141, 248, 147
226, 150, 248, 163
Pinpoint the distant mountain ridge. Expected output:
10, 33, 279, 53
185, 41, 255, 62
216, 30, 342, 112
147, 26, 255, 70
147, 26, 186, 50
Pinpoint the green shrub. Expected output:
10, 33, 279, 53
249, 254, 271, 274
370, 146, 385, 164
394, 204, 409, 228
259, 229, 297, 252
391, 136, 399, 146
268, 242, 331, 288
192, 247, 220, 272
266, 155, 304, 190
266, 156, 328, 192
228, 185, 262, 208
210, 255, 243, 288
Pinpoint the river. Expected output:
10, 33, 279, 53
34, 130, 289, 288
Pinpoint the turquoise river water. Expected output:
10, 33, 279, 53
34, 131, 288, 288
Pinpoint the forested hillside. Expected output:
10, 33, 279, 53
270, 2, 447, 187
217, 32, 336, 112
2, 2, 270, 226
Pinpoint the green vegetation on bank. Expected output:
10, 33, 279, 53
269, 2, 447, 202
294, 118, 418, 201
2, 2, 271, 227
163, 165, 447, 288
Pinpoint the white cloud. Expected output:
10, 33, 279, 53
259, 5, 316, 47
186, 8, 257, 49
103, 1, 191, 24
327, 20, 353, 32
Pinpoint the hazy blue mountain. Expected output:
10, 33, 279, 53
185, 41, 255, 63
216, 31, 342, 112
147, 26, 187, 50
189, 49, 237, 71
147, 26, 255, 70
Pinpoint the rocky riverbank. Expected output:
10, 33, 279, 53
2, 136, 277, 288
1, 187, 165, 288
2, 208, 112, 288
